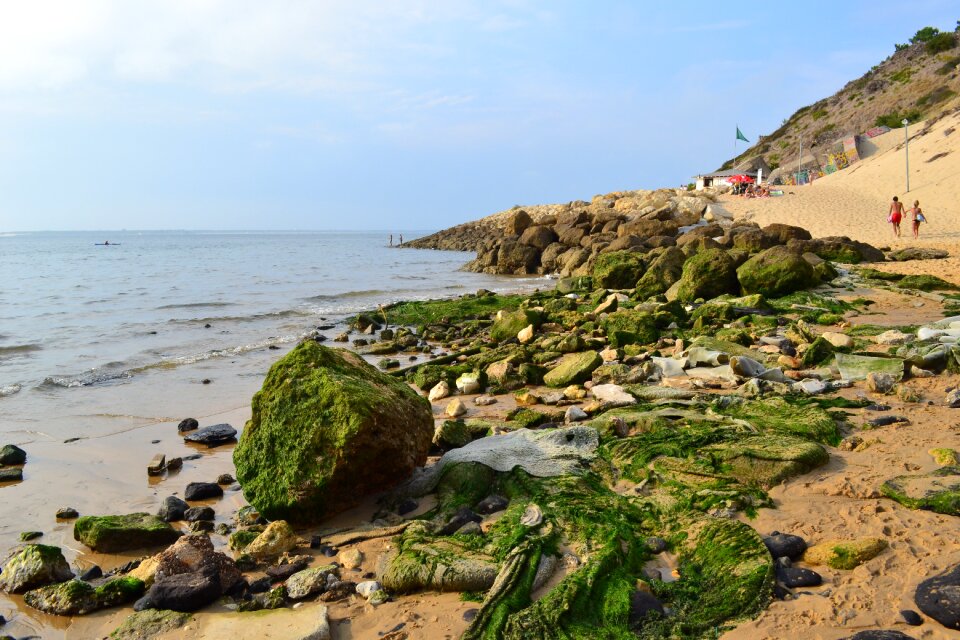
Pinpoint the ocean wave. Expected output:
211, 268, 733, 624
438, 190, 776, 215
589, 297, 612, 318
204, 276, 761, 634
41, 370, 132, 389
133, 334, 303, 371
0, 343, 42, 356
166, 309, 311, 325
306, 289, 389, 302
0, 383, 22, 397
156, 302, 236, 310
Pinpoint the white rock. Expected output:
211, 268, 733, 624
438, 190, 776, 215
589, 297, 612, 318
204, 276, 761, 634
445, 398, 467, 418
821, 332, 854, 349
651, 357, 687, 378
730, 356, 766, 379
590, 384, 636, 406
356, 580, 383, 598
428, 381, 450, 402
918, 327, 947, 341
793, 379, 829, 395
685, 347, 728, 367
456, 373, 481, 394
866, 372, 895, 394
564, 406, 588, 422
599, 347, 620, 362
338, 548, 363, 570
517, 324, 535, 344
474, 395, 497, 406
911, 368, 935, 378
874, 330, 911, 345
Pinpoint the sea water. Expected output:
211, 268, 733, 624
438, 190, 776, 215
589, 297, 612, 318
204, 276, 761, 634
0, 230, 543, 443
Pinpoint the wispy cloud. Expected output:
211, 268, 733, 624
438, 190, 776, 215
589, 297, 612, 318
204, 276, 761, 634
670, 19, 751, 33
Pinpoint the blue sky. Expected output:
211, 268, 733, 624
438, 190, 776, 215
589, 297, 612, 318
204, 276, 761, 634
0, 1, 956, 231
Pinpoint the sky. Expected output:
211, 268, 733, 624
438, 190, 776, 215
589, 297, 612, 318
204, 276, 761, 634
0, 1, 957, 232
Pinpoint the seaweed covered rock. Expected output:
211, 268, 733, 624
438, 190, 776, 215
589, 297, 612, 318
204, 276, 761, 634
634, 247, 686, 300
490, 309, 540, 343
592, 250, 646, 289
543, 351, 602, 387
24, 577, 145, 615
109, 609, 192, 640
881, 466, 960, 515
380, 522, 498, 593
804, 537, 888, 570
0, 544, 74, 594
233, 341, 433, 522
600, 310, 659, 348
704, 435, 829, 487
737, 246, 817, 298
675, 248, 739, 302
73, 514, 180, 553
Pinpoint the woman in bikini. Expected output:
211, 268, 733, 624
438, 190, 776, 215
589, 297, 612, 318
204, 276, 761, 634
889, 196, 904, 238
909, 200, 925, 239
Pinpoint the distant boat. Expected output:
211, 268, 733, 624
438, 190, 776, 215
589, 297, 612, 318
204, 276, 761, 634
94, 242, 120, 246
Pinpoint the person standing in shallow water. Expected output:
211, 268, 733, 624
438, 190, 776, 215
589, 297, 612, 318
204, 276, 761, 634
889, 196, 904, 238
909, 200, 925, 239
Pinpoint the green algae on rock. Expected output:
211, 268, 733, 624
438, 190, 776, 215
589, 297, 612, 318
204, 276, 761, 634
110, 609, 192, 640
591, 250, 647, 289
804, 537, 888, 570
600, 310, 659, 348
73, 514, 180, 553
23, 576, 145, 615
543, 351, 602, 387
881, 465, 960, 515
737, 246, 818, 298
233, 341, 433, 522
490, 309, 541, 343
835, 353, 905, 382
675, 248, 739, 302
634, 247, 686, 300
0, 544, 74, 594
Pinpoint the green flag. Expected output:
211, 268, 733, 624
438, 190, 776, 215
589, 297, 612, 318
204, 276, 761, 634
736, 126, 749, 143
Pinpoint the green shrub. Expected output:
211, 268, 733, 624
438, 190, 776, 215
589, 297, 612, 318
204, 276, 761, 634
917, 86, 957, 108
874, 111, 921, 128
811, 109, 828, 120
890, 68, 914, 83
936, 55, 960, 75
926, 32, 957, 54
911, 26, 941, 44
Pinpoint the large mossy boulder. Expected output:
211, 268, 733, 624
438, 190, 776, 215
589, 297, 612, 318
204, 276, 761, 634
704, 435, 828, 487
599, 310, 659, 348
73, 514, 180, 553
543, 351, 602, 387
0, 544, 74, 594
634, 247, 686, 300
24, 577, 145, 615
737, 246, 818, 298
675, 248, 739, 302
591, 250, 646, 289
233, 341, 434, 522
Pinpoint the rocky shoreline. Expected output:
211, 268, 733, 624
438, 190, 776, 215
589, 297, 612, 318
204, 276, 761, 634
3, 214, 960, 638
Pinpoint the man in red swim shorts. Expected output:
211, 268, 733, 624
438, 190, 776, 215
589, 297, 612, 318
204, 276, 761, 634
889, 196, 904, 238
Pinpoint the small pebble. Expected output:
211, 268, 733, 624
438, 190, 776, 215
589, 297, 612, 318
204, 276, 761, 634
462, 609, 479, 622
900, 609, 923, 626
19, 531, 42, 542
80, 565, 103, 581
56, 507, 79, 519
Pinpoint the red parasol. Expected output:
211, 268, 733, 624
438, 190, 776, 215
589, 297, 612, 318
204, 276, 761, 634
728, 174, 755, 183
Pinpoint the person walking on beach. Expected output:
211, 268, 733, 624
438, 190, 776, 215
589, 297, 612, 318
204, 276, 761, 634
398, 233, 403, 245
888, 196, 904, 238
909, 200, 926, 239
389, 234, 393, 247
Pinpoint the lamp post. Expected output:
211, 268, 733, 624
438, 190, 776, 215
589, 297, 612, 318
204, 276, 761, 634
902, 118, 910, 193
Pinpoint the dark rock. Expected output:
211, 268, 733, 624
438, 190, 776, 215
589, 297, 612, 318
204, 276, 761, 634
56, 507, 79, 519
135, 569, 221, 612
776, 566, 822, 588
184, 506, 215, 522
158, 496, 190, 522
764, 533, 807, 560
19, 531, 42, 542
183, 454, 203, 461
0, 444, 27, 465
248, 577, 271, 593
868, 415, 910, 427
865, 404, 891, 411
154, 534, 242, 594
840, 632, 916, 640
462, 608, 479, 622
80, 565, 103, 581
184, 482, 223, 501
266, 559, 310, 582
396, 498, 419, 516
474, 494, 509, 515
183, 424, 236, 447
439, 507, 482, 535
628, 589, 665, 625
319, 580, 357, 602
915, 563, 960, 629
773, 583, 793, 600
166, 457, 183, 471
310, 534, 322, 549
322, 546, 337, 558
900, 609, 923, 625
216, 474, 235, 485
645, 537, 668, 554
190, 521, 214, 533
505, 209, 532, 236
